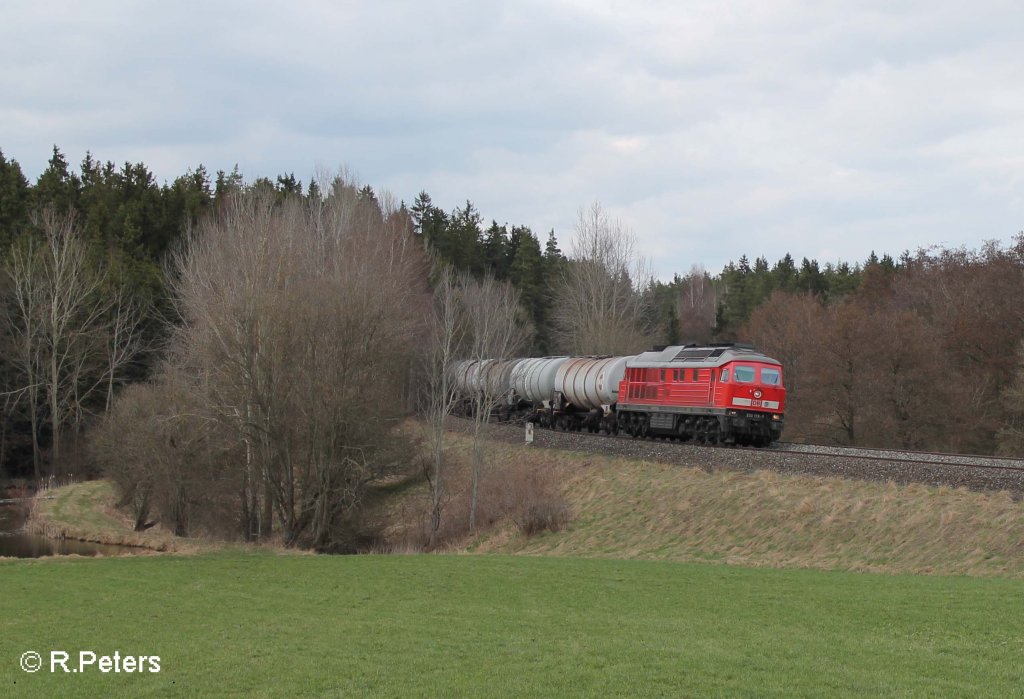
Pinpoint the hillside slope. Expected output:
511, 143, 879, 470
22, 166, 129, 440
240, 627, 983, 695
454, 435, 1024, 577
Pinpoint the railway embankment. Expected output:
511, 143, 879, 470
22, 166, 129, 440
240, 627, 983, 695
448, 422, 1024, 578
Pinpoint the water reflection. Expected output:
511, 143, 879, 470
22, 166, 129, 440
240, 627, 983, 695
0, 503, 135, 559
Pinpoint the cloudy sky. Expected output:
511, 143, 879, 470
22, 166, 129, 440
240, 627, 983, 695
3, 1, 1023, 278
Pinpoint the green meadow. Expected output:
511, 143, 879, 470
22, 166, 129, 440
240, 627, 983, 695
2, 553, 1022, 697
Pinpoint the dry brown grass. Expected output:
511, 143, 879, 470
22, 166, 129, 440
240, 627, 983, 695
27, 480, 300, 556
462, 439, 1024, 578
28, 480, 178, 551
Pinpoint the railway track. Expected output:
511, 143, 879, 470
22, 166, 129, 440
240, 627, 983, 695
771, 442, 1024, 474
460, 418, 1024, 495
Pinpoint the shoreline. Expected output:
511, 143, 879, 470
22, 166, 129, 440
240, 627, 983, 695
24, 479, 297, 557
27, 480, 189, 554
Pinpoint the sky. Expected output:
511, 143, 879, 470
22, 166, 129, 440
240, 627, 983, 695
3, 0, 1023, 279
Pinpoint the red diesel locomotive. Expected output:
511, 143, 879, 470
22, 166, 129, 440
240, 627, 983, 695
615, 343, 785, 446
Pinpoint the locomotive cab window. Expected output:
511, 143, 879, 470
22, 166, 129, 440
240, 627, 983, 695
734, 365, 756, 383
720, 369, 729, 383
761, 367, 781, 385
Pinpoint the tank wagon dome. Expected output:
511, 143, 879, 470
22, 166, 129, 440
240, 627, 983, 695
627, 343, 780, 369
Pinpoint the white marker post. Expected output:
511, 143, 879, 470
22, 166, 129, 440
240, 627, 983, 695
525, 422, 534, 444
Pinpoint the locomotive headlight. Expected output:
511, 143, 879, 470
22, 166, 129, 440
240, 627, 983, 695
753, 389, 762, 399
772, 414, 781, 420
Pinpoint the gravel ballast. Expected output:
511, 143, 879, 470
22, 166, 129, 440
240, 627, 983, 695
465, 419, 1024, 496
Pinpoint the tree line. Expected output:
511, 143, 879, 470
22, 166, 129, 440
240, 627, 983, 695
3, 144, 1024, 549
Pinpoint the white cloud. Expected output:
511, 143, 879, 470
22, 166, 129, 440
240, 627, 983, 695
2, 0, 1023, 278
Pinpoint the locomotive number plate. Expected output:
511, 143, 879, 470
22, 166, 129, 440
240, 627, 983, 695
732, 397, 780, 409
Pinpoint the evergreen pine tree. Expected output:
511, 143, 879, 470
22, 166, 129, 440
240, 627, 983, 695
0, 149, 31, 250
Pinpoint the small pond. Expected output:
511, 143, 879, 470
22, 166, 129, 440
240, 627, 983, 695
0, 500, 137, 559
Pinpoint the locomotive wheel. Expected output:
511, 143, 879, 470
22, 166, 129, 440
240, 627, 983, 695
677, 422, 691, 442
707, 425, 720, 445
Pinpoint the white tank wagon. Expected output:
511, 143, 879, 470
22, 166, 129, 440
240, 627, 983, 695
446, 354, 633, 431
483, 358, 529, 404
448, 357, 532, 419
539, 355, 633, 432
510, 357, 571, 405
554, 356, 631, 411
447, 359, 475, 393
461, 359, 496, 395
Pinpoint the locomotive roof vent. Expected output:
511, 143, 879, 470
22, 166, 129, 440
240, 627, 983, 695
671, 342, 764, 362
672, 348, 713, 361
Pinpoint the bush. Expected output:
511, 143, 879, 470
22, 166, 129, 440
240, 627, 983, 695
389, 441, 574, 550
519, 497, 571, 537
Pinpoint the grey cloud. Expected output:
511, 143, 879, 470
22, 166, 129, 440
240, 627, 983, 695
3, 0, 1024, 278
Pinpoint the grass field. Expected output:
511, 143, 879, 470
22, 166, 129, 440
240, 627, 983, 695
2, 553, 1023, 697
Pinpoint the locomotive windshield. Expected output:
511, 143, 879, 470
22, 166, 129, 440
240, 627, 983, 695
734, 365, 756, 383
761, 367, 781, 385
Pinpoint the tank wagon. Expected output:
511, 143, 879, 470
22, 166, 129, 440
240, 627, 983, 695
448, 343, 786, 446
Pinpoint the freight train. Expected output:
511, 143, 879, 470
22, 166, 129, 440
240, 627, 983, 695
450, 343, 786, 447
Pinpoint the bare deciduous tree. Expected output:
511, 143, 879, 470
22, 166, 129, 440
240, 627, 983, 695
676, 264, 717, 343
0, 209, 135, 477
1, 234, 44, 478
420, 265, 465, 548
101, 177, 429, 549
998, 341, 1024, 456
552, 202, 653, 355
103, 277, 149, 412
460, 272, 529, 532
